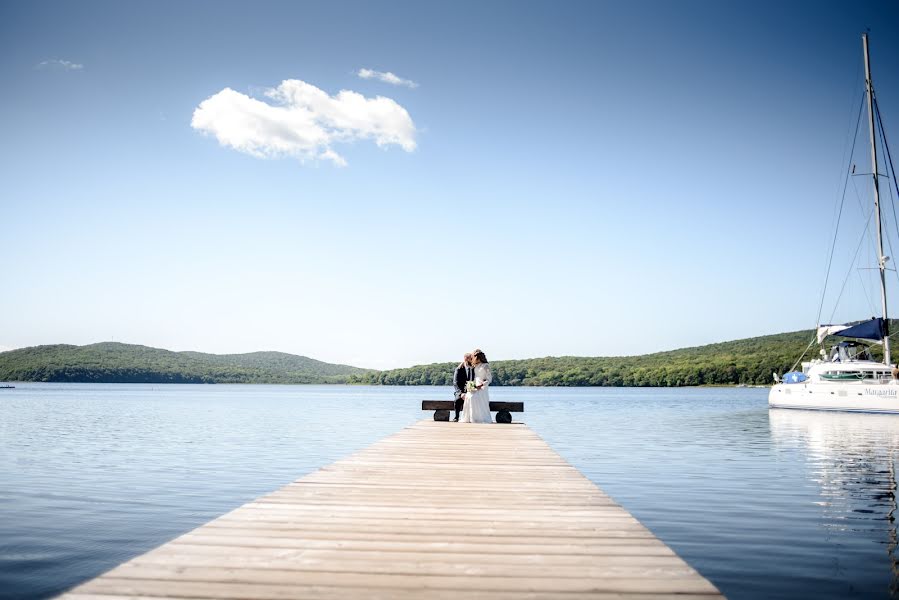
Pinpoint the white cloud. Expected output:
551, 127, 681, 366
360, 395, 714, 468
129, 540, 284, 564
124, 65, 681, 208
37, 59, 83, 71
357, 68, 418, 89
191, 79, 417, 167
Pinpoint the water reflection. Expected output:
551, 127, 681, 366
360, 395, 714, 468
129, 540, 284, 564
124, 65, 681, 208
769, 409, 899, 595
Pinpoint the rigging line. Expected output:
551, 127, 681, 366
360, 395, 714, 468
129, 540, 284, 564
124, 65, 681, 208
829, 207, 876, 322
874, 97, 899, 278
818, 94, 866, 326
876, 97, 898, 194
831, 57, 867, 231
850, 173, 880, 275
846, 146, 880, 319
851, 171, 868, 214
886, 212, 899, 291
857, 267, 878, 316
874, 109, 899, 301
787, 335, 819, 374
841, 50, 865, 176
881, 143, 899, 291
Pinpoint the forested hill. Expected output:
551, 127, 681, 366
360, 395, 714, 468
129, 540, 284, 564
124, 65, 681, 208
0, 342, 371, 384
348, 329, 825, 387
0, 328, 882, 385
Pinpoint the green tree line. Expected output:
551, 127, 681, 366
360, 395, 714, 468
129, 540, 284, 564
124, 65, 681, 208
348, 329, 826, 386
3, 327, 888, 386
0, 342, 369, 384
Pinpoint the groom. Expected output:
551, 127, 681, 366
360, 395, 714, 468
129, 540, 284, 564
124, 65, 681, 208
452, 352, 474, 422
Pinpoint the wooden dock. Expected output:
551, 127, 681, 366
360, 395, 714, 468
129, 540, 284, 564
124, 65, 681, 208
61, 421, 724, 599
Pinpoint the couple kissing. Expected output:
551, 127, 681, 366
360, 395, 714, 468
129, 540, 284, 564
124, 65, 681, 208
451, 349, 493, 423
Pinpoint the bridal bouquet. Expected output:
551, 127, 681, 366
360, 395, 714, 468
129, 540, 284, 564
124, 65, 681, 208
466, 381, 478, 393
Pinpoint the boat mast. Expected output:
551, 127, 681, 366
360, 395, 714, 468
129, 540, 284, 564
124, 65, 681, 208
863, 32, 891, 365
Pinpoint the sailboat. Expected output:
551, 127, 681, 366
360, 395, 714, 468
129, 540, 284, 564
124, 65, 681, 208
770, 34, 899, 413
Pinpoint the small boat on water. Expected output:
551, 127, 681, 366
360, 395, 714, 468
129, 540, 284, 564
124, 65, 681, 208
770, 34, 899, 413
0, 385, 14, 389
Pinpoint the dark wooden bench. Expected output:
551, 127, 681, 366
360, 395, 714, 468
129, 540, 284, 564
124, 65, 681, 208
421, 400, 524, 423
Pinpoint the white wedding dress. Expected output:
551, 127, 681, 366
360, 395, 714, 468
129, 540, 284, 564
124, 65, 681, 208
460, 363, 493, 423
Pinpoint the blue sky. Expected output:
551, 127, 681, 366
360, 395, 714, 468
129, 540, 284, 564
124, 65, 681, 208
3, 1, 899, 369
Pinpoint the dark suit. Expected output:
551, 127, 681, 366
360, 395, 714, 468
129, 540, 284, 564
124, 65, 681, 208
452, 363, 474, 420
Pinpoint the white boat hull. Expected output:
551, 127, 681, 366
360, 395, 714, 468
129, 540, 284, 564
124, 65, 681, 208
769, 382, 899, 413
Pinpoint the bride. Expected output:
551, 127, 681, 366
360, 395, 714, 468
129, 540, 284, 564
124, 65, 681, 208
460, 349, 493, 423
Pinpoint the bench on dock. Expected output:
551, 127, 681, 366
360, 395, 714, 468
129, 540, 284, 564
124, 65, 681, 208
421, 400, 524, 423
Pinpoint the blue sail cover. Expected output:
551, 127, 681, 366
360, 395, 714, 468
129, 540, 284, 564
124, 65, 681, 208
832, 317, 886, 341
782, 371, 808, 383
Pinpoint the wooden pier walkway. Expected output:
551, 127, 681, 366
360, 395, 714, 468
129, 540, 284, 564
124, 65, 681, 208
61, 421, 724, 599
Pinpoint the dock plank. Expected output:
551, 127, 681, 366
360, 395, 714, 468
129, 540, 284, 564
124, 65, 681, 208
60, 420, 724, 599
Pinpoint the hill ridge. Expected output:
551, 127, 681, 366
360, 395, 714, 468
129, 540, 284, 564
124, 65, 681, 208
348, 327, 825, 387
0, 327, 873, 386
0, 342, 371, 384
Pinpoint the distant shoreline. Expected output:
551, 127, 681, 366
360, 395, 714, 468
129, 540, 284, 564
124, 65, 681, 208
0, 329, 829, 387
0, 380, 772, 388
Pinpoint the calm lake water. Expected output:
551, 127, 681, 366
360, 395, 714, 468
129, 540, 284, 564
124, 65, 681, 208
1, 384, 897, 599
